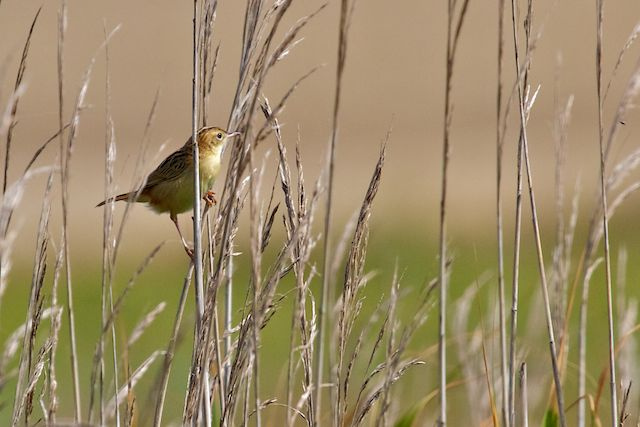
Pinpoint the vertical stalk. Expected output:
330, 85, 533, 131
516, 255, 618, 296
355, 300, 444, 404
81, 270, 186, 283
206, 216, 226, 419
578, 257, 600, 427
315, 0, 349, 420
248, 154, 262, 427
438, 1, 470, 423
495, 0, 508, 424
509, 0, 566, 424
57, 3, 81, 422
153, 264, 195, 427
519, 363, 528, 427
594, 1, 618, 425
191, 1, 211, 425
100, 28, 120, 427
438, 0, 454, 423
224, 248, 233, 393
508, 129, 524, 427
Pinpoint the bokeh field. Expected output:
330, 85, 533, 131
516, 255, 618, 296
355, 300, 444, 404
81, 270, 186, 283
3, 215, 640, 425
4, 0, 640, 426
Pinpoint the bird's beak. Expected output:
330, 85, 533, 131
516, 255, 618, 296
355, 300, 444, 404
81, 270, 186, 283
221, 132, 241, 157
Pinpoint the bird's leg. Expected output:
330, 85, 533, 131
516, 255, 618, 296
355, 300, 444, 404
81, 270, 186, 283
203, 190, 217, 207
171, 213, 194, 259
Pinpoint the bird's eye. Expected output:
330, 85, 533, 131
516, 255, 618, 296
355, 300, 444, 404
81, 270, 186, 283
216, 132, 223, 140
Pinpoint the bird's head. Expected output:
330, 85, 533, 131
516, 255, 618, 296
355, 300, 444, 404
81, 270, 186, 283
197, 126, 241, 156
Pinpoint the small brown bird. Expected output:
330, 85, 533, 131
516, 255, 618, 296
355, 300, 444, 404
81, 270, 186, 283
97, 126, 240, 256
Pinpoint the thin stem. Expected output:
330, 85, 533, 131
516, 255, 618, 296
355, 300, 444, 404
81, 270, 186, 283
248, 152, 262, 427
508, 128, 524, 427
190, 1, 211, 425
153, 264, 195, 427
595, 1, 618, 425
437, 2, 469, 425
57, 3, 81, 421
438, 0, 454, 423
315, 0, 350, 420
508, 0, 566, 424
224, 248, 233, 394
495, 0, 508, 424
206, 215, 226, 419
519, 363, 528, 427
100, 27, 120, 427
578, 257, 601, 427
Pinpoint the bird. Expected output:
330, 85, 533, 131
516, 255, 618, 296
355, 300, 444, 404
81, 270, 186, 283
97, 126, 240, 256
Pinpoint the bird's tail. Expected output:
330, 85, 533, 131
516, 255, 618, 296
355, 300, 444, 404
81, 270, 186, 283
96, 192, 137, 207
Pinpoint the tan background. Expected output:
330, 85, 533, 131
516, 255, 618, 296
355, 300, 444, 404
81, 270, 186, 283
2, 0, 640, 260
3, 1, 640, 424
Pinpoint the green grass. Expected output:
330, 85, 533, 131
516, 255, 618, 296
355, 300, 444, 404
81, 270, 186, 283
2, 216, 638, 425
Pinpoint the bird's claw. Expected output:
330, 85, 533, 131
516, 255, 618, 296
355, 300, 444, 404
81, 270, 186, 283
203, 190, 217, 207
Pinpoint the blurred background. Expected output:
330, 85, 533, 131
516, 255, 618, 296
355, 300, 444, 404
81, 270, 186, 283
3, 0, 640, 425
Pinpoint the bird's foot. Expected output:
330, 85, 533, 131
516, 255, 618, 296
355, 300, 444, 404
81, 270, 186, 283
203, 190, 217, 207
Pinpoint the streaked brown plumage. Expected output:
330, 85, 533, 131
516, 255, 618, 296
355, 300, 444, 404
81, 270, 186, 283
97, 126, 239, 256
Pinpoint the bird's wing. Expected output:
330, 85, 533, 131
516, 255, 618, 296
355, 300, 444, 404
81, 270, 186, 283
143, 145, 192, 190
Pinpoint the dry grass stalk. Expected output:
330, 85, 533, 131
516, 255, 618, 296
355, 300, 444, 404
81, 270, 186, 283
567, 47, 640, 411
246, 146, 270, 427
316, 0, 354, 417
519, 363, 528, 427
13, 340, 52, 425
199, 0, 218, 128
22, 125, 70, 176
128, 302, 167, 348
619, 381, 632, 426
550, 73, 574, 343
205, 214, 227, 419
595, 1, 619, 425
262, 101, 318, 426
377, 268, 400, 427
200, 167, 306, 426
504, 10, 538, 420
507, 0, 566, 425
178, 2, 324, 425
8, 1, 640, 425
2, 6, 41, 195
616, 248, 637, 408
604, 23, 640, 101
0, 166, 46, 335
439, 0, 470, 424
10, 172, 52, 426
577, 257, 603, 426
563, 27, 640, 425
58, 8, 121, 423
290, 151, 322, 426
89, 241, 164, 424
480, 328, 499, 427
106, 350, 165, 419
1, 308, 55, 381
91, 71, 163, 425
98, 24, 119, 426
56, 3, 80, 419
188, 0, 212, 423
453, 275, 492, 425
46, 245, 64, 424
494, 0, 508, 423
352, 279, 435, 426
334, 143, 386, 426
548, 74, 576, 408
217, 216, 306, 424
153, 264, 194, 427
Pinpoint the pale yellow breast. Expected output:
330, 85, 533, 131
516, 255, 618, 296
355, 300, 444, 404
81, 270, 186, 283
199, 149, 222, 191
145, 149, 223, 216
